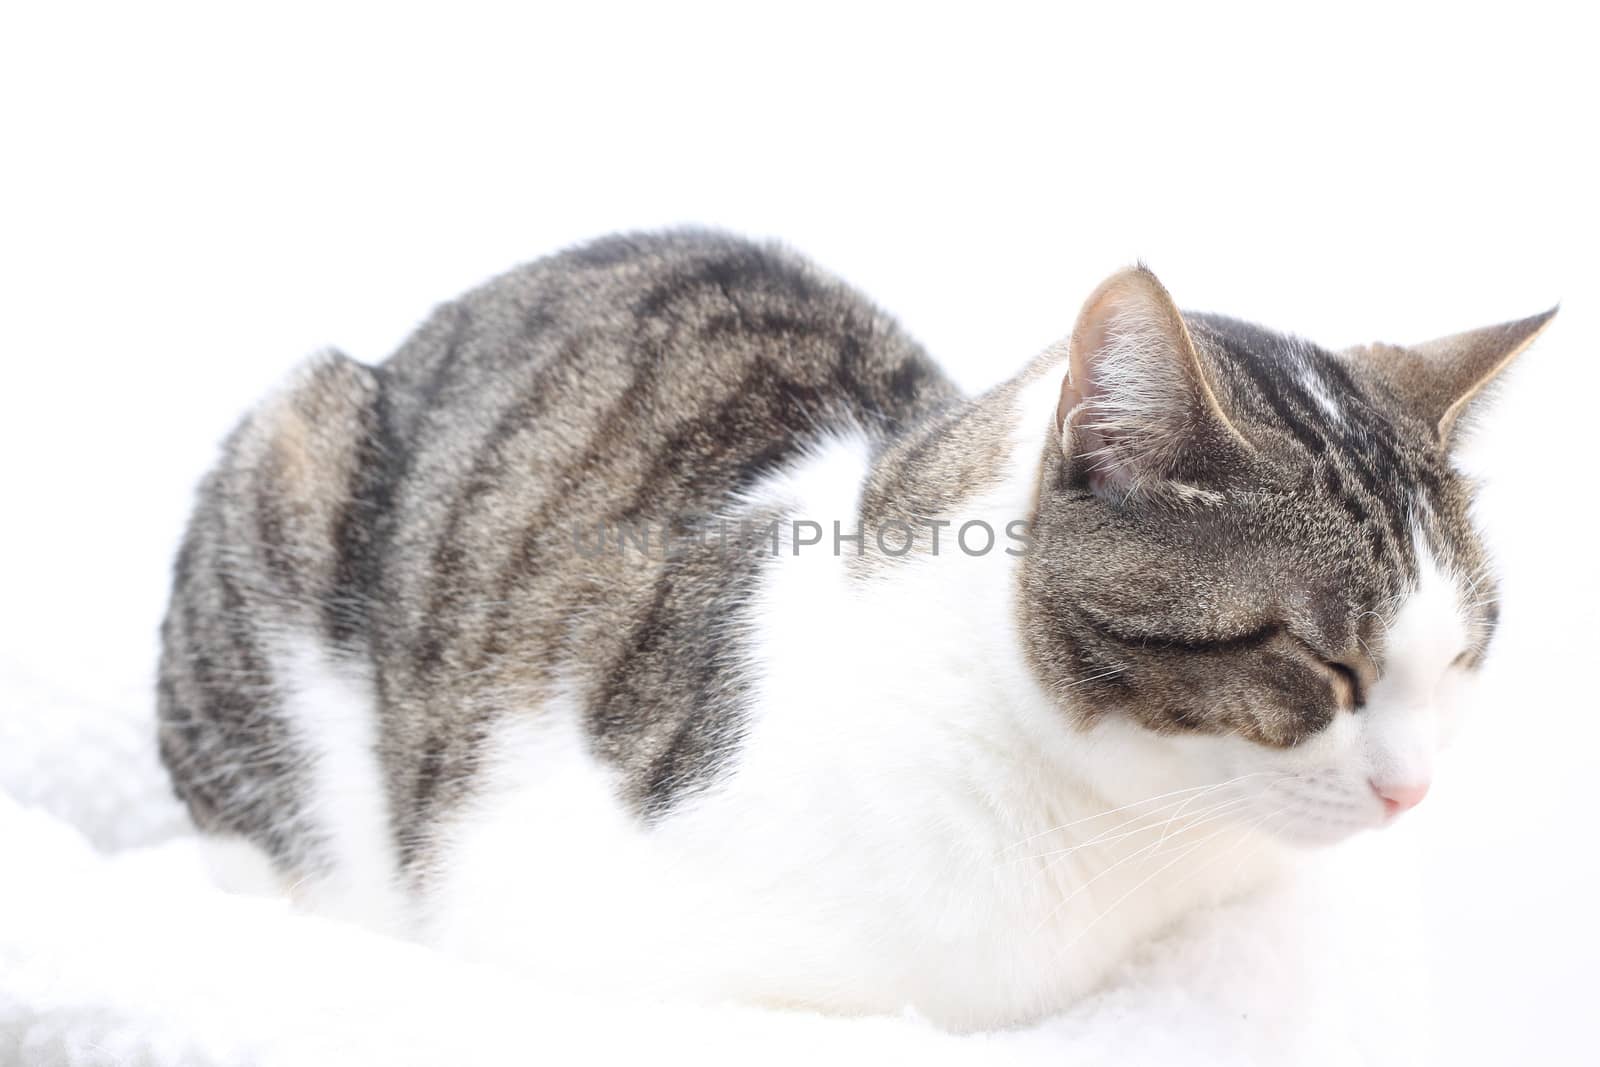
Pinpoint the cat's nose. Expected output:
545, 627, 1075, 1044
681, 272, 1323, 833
1371, 779, 1430, 817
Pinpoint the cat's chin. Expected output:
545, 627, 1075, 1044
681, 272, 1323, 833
1262, 817, 1382, 849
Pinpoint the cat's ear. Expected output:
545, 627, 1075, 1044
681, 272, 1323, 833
1057, 265, 1251, 501
1345, 308, 1557, 446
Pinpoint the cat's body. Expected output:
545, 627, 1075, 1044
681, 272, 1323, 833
158, 231, 1552, 1028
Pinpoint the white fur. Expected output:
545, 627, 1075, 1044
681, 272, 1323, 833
1360, 536, 1466, 789
1301, 369, 1344, 424
252, 364, 1480, 1030
263, 637, 408, 932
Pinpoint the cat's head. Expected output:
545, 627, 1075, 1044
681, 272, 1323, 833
1020, 266, 1554, 845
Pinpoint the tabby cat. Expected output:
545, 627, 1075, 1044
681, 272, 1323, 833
157, 231, 1552, 1029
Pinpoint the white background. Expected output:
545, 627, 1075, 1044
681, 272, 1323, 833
2, 4, 1595, 1063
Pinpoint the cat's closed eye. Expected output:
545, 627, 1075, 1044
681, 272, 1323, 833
1278, 631, 1365, 708
1320, 659, 1364, 708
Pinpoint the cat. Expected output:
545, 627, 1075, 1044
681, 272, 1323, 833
156, 231, 1553, 1030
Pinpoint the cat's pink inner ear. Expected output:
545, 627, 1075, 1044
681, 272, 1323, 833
1057, 266, 1252, 500
1058, 267, 1201, 490
1059, 268, 1165, 441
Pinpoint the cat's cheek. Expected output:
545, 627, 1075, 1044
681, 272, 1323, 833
1207, 712, 1380, 844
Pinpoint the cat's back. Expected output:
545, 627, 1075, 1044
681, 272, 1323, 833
380, 230, 953, 477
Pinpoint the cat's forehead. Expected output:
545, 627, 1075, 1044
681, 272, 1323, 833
1189, 315, 1388, 430
1188, 315, 1433, 460
1189, 316, 1461, 524
1143, 315, 1492, 637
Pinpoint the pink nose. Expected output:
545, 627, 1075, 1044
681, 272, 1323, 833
1371, 779, 1430, 817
